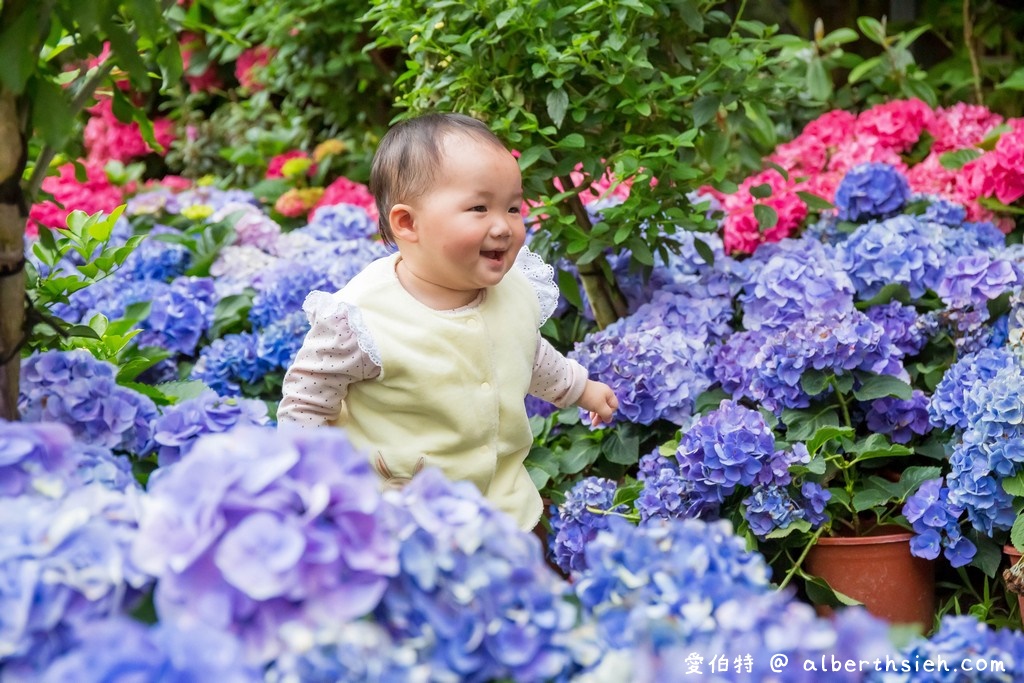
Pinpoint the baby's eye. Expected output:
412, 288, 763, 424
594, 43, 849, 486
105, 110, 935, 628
469, 205, 487, 212
508, 206, 521, 214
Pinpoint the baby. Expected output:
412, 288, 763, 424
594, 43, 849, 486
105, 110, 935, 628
278, 112, 617, 530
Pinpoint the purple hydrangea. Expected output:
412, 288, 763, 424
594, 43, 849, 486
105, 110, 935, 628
163, 187, 259, 214
131, 427, 399, 666
836, 215, 946, 300
904, 478, 975, 567
248, 263, 332, 330
37, 617, 261, 683
740, 237, 855, 332
864, 390, 932, 444
550, 477, 627, 574
148, 390, 271, 466
865, 301, 934, 357
937, 253, 1017, 309
834, 162, 911, 222
120, 230, 192, 282
749, 311, 905, 413
921, 195, 968, 226
742, 482, 831, 538
215, 203, 283, 252
636, 465, 707, 522
928, 347, 1017, 431
19, 350, 158, 454
377, 468, 576, 682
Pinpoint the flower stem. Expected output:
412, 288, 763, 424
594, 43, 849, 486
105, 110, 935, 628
777, 526, 825, 591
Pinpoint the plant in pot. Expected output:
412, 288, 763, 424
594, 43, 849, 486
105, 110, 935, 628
550, 155, 1022, 631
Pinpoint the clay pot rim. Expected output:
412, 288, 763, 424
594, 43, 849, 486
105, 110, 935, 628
816, 526, 913, 546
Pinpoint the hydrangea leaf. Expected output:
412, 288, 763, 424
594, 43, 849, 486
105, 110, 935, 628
852, 373, 913, 401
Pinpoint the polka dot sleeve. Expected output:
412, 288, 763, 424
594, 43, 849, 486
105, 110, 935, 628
528, 334, 589, 408
277, 294, 381, 427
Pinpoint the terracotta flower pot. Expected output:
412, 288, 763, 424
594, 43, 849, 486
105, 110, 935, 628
1003, 544, 1024, 620
805, 527, 935, 630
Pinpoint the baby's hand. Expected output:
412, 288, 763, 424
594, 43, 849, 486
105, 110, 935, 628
577, 379, 618, 427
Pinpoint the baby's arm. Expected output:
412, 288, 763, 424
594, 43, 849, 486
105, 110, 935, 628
529, 335, 618, 426
278, 300, 379, 426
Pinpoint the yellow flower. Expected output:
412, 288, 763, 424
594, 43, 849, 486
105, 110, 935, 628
196, 175, 217, 187
181, 204, 214, 221
281, 157, 313, 180
274, 187, 325, 218
314, 139, 348, 162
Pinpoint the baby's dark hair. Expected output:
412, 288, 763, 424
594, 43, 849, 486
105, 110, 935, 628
370, 112, 509, 246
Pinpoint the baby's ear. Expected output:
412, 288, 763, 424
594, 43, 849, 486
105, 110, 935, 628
389, 203, 418, 242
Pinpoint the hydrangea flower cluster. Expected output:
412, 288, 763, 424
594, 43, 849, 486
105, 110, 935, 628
549, 477, 627, 574
872, 615, 1024, 682
377, 469, 576, 682
834, 162, 911, 222
147, 390, 271, 466
131, 427, 400, 665
836, 214, 946, 299
936, 252, 1018, 309
0, 483, 149, 674
36, 617, 261, 683
190, 332, 266, 396
864, 390, 932, 444
903, 478, 976, 567
19, 350, 158, 453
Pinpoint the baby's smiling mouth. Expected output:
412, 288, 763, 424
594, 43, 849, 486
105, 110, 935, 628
481, 250, 505, 262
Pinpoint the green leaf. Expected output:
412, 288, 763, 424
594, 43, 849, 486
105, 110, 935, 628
557, 269, 583, 310
692, 236, 715, 267
65, 324, 102, 340
764, 518, 811, 539
603, 428, 640, 465
796, 190, 835, 212
854, 283, 911, 309
806, 56, 832, 101
156, 379, 213, 403
156, 43, 183, 90
852, 374, 913, 401
803, 571, 862, 607
31, 77, 73, 149
0, 9, 39, 93
938, 148, 983, 170
852, 488, 892, 512
691, 95, 719, 128
1012, 515, 1024, 553
847, 55, 882, 84
518, 145, 546, 171
997, 67, 1024, 91
807, 425, 855, 456
857, 16, 886, 44
799, 370, 830, 397
1004, 472, 1024, 498
694, 387, 729, 414
749, 183, 772, 199
557, 133, 585, 149
782, 407, 840, 442
612, 480, 643, 508
546, 88, 569, 128
753, 204, 778, 232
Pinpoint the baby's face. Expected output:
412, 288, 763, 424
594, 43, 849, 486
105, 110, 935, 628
401, 135, 526, 301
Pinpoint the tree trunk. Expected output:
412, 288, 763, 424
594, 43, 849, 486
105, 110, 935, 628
0, 90, 25, 421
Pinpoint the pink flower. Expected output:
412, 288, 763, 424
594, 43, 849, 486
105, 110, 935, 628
143, 175, 193, 192
720, 169, 807, 255
827, 133, 906, 175
83, 97, 176, 163
960, 119, 1024, 206
235, 45, 274, 91
275, 188, 324, 218
310, 176, 377, 220
767, 136, 828, 177
27, 161, 128, 234
265, 150, 317, 180
179, 32, 223, 93
799, 109, 857, 148
552, 163, 635, 205
927, 102, 1003, 153
854, 98, 934, 152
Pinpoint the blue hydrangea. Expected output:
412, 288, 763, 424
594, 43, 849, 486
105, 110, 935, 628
712, 329, 768, 402
920, 195, 968, 226
865, 390, 932, 444
377, 468, 576, 683
190, 332, 268, 396
301, 203, 376, 241
19, 350, 158, 454
740, 237, 855, 332
257, 310, 310, 371
265, 621, 426, 683
163, 187, 259, 214
904, 478, 975, 568
249, 263, 332, 330
872, 615, 1024, 682
836, 215, 946, 300
675, 401, 776, 505
550, 477, 627, 574
148, 390, 271, 466
834, 162, 911, 222
0, 484, 149, 671
119, 228, 192, 282
947, 441, 1018, 537
929, 347, 1017, 431
636, 465, 708, 523
573, 517, 771, 650
37, 617, 261, 683
525, 393, 558, 419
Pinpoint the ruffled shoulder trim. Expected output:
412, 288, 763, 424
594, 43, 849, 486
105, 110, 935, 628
514, 247, 558, 326
301, 290, 382, 367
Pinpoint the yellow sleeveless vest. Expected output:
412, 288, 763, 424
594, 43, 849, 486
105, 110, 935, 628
335, 254, 542, 529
